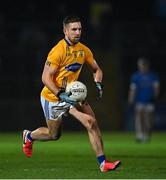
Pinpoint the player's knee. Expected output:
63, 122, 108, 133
54, 133, 61, 140
85, 115, 97, 131
49, 131, 61, 140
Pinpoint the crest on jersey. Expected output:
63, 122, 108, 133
65, 62, 82, 72
79, 50, 84, 57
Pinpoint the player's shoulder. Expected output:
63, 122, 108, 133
49, 39, 66, 53
149, 71, 160, 80
149, 71, 157, 76
132, 71, 140, 78
131, 71, 140, 81
78, 42, 93, 55
52, 39, 66, 49
78, 41, 91, 50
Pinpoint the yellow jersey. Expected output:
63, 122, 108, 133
41, 39, 95, 102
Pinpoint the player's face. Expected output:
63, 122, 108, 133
64, 22, 82, 45
138, 63, 149, 73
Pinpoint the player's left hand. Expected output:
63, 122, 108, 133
95, 82, 104, 100
57, 90, 77, 106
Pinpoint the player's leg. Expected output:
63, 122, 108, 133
30, 119, 62, 141
71, 102, 103, 156
69, 102, 121, 172
135, 104, 144, 142
22, 96, 67, 157
30, 96, 69, 141
143, 104, 155, 142
22, 118, 62, 158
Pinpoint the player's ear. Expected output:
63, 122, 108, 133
64, 28, 68, 36
63, 25, 68, 35
63, 27, 66, 34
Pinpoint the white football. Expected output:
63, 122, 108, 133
66, 81, 87, 102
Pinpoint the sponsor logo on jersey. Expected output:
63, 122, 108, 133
65, 62, 82, 72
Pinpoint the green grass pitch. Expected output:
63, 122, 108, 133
0, 131, 166, 179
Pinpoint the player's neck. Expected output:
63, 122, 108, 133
64, 37, 75, 46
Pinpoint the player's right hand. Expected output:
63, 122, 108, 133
57, 91, 77, 106
95, 82, 104, 100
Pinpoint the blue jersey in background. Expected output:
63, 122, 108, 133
131, 71, 160, 104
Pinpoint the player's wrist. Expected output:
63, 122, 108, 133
57, 89, 65, 98
94, 81, 104, 100
95, 82, 103, 89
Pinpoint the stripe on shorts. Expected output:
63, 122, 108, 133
44, 99, 49, 120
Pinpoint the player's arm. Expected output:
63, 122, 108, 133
42, 61, 59, 96
128, 83, 136, 105
42, 61, 77, 105
153, 81, 160, 99
86, 59, 103, 82
86, 59, 103, 99
85, 47, 103, 99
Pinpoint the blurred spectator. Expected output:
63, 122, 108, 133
128, 57, 160, 142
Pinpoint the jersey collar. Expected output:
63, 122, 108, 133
64, 38, 72, 46
64, 38, 78, 46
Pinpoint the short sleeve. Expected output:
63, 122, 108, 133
153, 73, 160, 83
46, 45, 63, 68
85, 47, 95, 65
131, 74, 137, 84
152, 73, 160, 86
130, 74, 137, 90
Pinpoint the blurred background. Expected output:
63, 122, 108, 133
0, 0, 166, 132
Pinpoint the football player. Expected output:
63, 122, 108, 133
22, 15, 121, 172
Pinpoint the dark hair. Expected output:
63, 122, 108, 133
63, 15, 81, 27
137, 57, 150, 65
